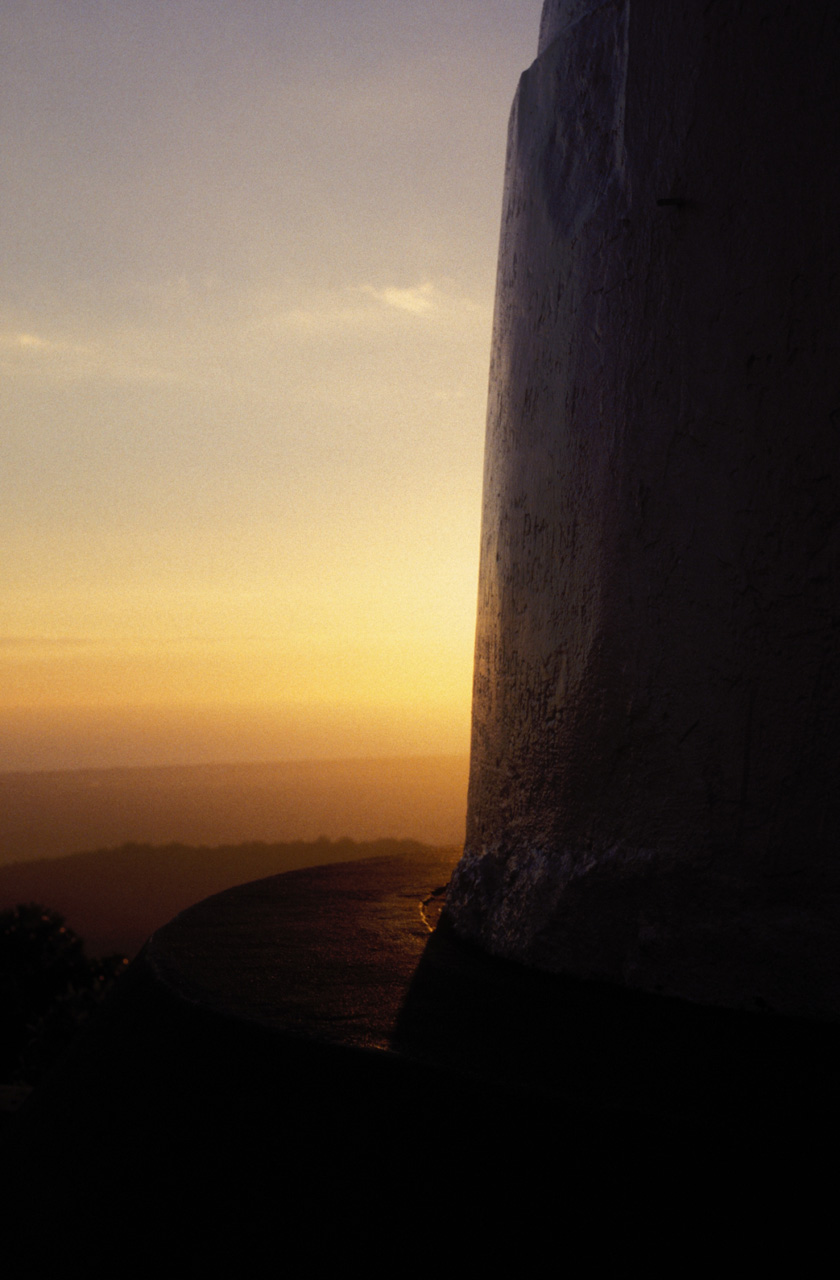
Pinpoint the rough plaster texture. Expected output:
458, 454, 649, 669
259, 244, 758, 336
447, 0, 840, 1016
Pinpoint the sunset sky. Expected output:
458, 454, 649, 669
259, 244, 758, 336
1, 1, 542, 771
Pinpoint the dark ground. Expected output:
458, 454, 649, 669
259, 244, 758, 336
4, 850, 837, 1255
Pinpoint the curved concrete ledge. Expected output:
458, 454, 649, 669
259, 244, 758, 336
143, 852, 454, 1049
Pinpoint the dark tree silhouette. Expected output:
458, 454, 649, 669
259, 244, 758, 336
0, 903, 127, 1083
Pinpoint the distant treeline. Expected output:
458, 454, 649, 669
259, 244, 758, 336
0, 757, 469, 864
0, 838, 457, 960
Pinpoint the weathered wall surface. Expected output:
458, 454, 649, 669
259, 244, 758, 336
447, 1, 840, 1016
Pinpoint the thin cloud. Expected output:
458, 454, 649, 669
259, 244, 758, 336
256, 302, 375, 337
0, 322, 186, 386
361, 282, 438, 316
248, 280, 485, 342
0, 330, 81, 354
12, 332, 50, 350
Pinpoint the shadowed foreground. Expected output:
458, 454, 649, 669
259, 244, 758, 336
5, 852, 838, 1252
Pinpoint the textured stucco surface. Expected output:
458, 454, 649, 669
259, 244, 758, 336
447, 0, 840, 1015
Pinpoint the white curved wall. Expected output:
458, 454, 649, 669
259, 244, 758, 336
447, 1, 840, 1016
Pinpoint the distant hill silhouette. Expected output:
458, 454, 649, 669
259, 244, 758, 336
0, 838, 456, 959
0, 757, 468, 865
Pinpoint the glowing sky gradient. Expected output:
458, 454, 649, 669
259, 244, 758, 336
1, 1, 542, 770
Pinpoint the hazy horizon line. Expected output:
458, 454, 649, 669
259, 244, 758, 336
0, 752, 471, 781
